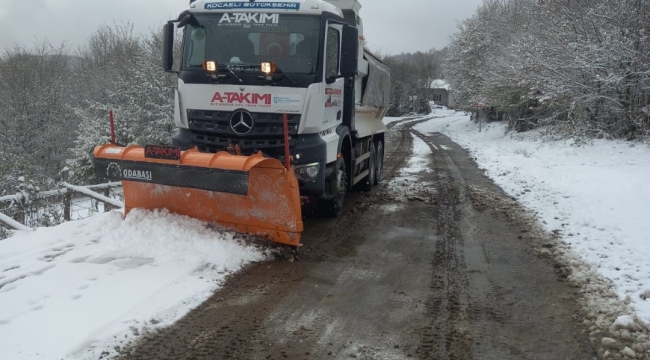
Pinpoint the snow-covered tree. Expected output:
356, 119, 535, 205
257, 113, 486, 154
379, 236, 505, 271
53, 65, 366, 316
68, 28, 176, 183
382, 50, 443, 116
0, 41, 75, 194
446, 0, 650, 139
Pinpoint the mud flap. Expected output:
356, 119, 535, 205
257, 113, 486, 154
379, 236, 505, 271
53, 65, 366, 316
93, 144, 303, 246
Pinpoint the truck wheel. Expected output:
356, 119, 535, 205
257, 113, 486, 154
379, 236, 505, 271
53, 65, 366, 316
374, 140, 383, 185
322, 158, 347, 217
362, 142, 376, 191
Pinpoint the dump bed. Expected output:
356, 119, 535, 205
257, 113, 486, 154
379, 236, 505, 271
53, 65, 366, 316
362, 49, 391, 109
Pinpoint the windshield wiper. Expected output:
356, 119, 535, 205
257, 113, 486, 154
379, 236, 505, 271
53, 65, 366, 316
271, 66, 299, 87
221, 64, 244, 83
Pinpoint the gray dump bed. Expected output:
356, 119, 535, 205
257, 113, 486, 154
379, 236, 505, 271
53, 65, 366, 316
361, 50, 391, 109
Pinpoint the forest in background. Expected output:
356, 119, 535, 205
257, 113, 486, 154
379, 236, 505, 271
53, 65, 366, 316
446, 0, 650, 140
0, 24, 179, 234
381, 49, 446, 116
0, 24, 177, 193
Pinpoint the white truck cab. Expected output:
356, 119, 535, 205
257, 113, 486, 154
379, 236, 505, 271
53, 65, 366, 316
163, 0, 391, 215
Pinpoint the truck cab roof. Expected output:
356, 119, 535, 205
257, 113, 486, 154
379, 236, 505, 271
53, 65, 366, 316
186, 0, 346, 17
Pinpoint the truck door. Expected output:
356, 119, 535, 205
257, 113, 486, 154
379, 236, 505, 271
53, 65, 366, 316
323, 24, 345, 126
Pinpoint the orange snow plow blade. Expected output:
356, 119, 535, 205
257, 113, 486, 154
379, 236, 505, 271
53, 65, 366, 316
93, 144, 303, 246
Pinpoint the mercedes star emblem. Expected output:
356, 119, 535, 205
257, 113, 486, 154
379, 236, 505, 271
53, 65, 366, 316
230, 110, 254, 135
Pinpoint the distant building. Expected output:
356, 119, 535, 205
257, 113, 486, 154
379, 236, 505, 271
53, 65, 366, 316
427, 79, 455, 109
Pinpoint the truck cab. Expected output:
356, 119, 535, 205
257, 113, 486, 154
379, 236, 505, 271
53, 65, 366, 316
163, 0, 390, 215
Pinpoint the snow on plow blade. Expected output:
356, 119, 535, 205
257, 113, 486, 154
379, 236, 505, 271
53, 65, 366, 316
93, 144, 303, 246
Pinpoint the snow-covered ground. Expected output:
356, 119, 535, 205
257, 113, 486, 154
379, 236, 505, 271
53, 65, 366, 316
0, 209, 265, 360
402, 111, 650, 326
2, 107, 648, 359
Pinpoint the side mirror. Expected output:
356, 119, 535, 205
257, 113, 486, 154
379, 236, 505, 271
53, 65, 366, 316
340, 25, 358, 78
162, 22, 175, 72
178, 13, 192, 28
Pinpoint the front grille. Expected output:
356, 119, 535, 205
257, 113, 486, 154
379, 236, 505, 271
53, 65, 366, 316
187, 109, 300, 156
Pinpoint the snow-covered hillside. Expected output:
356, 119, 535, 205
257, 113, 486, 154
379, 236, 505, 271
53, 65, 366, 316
0, 209, 265, 360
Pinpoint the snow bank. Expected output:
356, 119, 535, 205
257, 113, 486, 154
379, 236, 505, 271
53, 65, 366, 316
400, 135, 433, 176
412, 112, 650, 325
0, 209, 266, 360
382, 109, 458, 127
381, 133, 437, 205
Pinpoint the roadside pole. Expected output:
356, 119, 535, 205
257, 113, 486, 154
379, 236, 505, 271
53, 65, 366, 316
477, 101, 484, 132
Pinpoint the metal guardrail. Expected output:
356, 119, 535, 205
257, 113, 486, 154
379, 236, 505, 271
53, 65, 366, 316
0, 182, 124, 232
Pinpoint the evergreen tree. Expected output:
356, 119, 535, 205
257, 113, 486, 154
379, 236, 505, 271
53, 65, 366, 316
68, 30, 176, 183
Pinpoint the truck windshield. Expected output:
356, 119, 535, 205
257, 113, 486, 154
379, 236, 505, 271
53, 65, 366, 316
183, 13, 321, 75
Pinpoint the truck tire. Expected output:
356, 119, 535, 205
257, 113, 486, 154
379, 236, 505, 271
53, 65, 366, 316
374, 140, 384, 185
322, 158, 347, 217
361, 142, 376, 191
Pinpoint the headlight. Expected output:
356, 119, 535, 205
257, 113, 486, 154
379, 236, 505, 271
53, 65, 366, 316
261, 62, 276, 75
202, 60, 218, 72
295, 162, 320, 180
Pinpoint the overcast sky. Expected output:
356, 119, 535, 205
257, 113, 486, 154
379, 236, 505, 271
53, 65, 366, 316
0, 0, 483, 55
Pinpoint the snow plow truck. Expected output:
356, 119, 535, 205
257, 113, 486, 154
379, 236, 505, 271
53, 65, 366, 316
93, 0, 391, 247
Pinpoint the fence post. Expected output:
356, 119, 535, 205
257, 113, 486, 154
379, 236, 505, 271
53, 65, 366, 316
14, 191, 26, 226
61, 170, 71, 221
103, 188, 113, 212
15, 210, 25, 226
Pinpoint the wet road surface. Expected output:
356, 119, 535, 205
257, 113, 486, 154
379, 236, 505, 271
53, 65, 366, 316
115, 116, 595, 360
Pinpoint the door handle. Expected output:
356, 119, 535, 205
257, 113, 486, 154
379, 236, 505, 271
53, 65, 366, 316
337, 110, 342, 120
